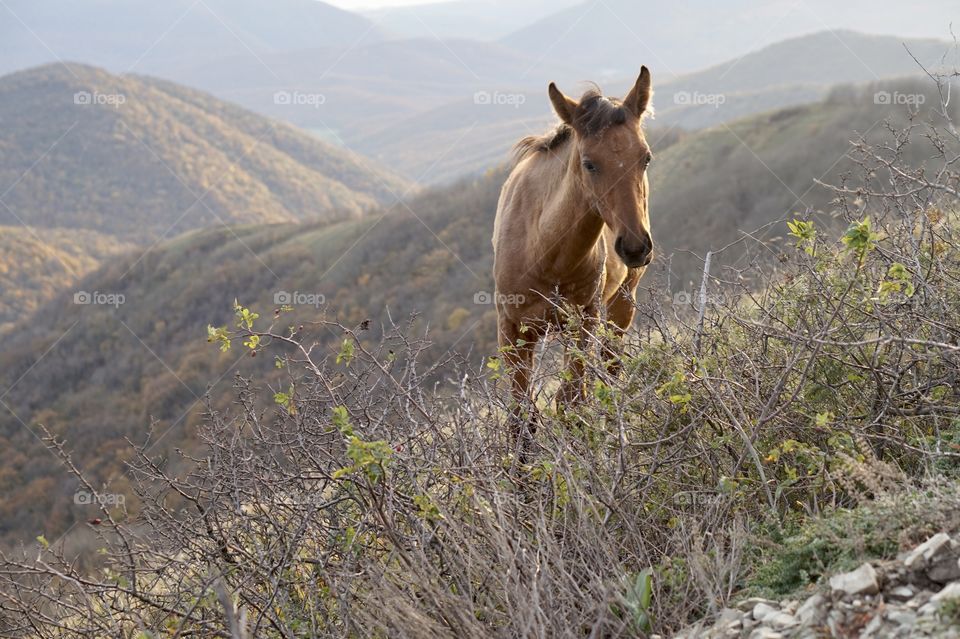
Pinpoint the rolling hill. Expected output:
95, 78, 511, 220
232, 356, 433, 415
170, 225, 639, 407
0, 77, 954, 546
0, 63, 407, 241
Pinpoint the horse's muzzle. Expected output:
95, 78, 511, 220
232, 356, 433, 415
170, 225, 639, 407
615, 234, 653, 268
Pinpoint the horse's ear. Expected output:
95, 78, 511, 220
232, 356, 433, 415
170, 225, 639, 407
623, 66, 652, 118
548, 82, 578, 125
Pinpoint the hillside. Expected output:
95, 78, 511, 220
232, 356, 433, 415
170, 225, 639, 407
0, 228, 135, 334
654, 78, 959, 287
0, 172, 498, 546
0, 64, 407, 242
0, 77, 954, 546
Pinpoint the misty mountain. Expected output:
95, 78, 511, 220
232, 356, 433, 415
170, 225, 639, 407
349, 31, 955, 183
500, 0, 958, 79
165, 37, 582, 147
0, 0, 384, 77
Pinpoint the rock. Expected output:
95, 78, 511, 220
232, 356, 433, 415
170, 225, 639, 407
930, 581, 960, 604
765, 611, 799, 629
906, 589, 933, 609
928, 556, 960, 583
716, 607, 743, 625
747, 628, 783, 639
829, 563, 880, 596
885, 609, 916, 627
903, 532, 952, 569
752, 601, 778, 621
737, 597, 778, 612
861, 613, 884, 637
795, 593, 826, 625
888, 585, 915, 601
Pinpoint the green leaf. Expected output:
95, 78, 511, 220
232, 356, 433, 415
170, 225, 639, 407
336, 338, 355, 366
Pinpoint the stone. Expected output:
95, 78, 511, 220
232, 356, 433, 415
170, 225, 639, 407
903, 532, 952, 569
861, 614, 884, 637
795, 593, 826, 625
928, 556, 960, 583
888, 585, 915, 601
737, 597, 778, 612
930, 581, 960, 604
748, 629, 783, 639
752, 602, 778, 621
716, 607, 743, 624
829, 563, 880, 596
765, 611, 799, 629
885, 609, 916, 627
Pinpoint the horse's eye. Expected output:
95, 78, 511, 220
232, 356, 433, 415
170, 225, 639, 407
644, 152, 653, 167
582, 159, 598, 174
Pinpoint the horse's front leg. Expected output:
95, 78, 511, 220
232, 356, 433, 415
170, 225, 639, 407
498, 316, 537, 455
557, 305, 600, 408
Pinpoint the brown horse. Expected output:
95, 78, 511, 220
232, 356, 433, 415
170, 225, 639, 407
492, 67, 654, 415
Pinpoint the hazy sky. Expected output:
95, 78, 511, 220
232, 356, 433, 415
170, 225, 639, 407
326, 0, 455, 9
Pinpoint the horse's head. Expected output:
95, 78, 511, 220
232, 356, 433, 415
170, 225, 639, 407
548, 68, 654, 268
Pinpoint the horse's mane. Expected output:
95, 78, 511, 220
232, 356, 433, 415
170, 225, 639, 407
512, 124, 574, 164
512, 88, 629, 165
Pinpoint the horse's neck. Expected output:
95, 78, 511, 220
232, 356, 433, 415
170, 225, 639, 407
536, 148, 605, 274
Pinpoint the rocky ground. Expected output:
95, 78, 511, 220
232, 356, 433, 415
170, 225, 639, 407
670, 532, 960, 638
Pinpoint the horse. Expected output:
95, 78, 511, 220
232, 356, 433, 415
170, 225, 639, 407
492, 67, 655, 425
